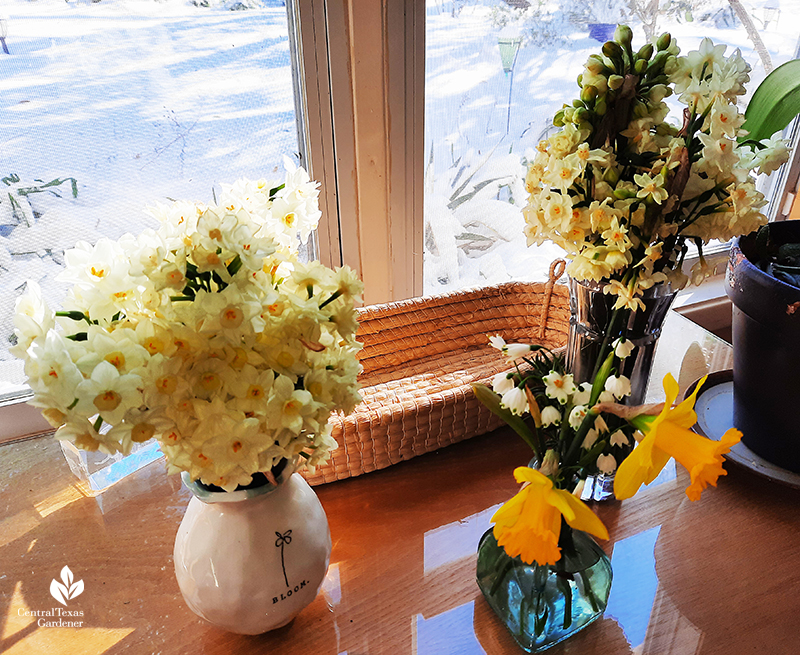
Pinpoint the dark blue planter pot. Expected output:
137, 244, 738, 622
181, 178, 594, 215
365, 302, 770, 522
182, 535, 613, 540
726, 223, 800, 473
588, 23, 616, 43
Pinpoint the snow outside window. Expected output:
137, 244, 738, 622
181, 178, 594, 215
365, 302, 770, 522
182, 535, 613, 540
423, 0, 800, 295
1, 0, 306, 401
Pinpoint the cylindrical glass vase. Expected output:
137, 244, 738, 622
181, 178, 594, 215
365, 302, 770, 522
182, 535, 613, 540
566, 277, 677, 406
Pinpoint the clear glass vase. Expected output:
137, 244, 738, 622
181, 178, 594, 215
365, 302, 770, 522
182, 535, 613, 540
476, 526, 612, 653
566, 277, 677, 406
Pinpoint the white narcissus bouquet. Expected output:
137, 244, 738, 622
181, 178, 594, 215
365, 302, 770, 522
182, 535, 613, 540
12, 160, 364, 491
523, 26, 791, 310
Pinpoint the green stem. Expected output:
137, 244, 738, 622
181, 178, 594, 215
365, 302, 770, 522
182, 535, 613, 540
318, 289, 342, 309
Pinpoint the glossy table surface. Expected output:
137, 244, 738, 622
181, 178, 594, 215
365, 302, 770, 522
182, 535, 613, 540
2, 312, 799, 655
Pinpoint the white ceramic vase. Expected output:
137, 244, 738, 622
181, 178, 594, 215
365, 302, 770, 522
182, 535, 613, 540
173, 465, 332, 635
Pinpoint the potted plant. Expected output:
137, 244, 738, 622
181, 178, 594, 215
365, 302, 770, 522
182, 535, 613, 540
727, 221, 800, 473
725, 59, 800, 474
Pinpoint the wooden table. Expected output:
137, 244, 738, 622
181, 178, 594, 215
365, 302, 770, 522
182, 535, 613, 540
2, 312, 799, 654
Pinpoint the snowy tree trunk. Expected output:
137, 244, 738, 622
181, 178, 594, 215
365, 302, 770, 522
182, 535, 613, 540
727, 0, 773, 74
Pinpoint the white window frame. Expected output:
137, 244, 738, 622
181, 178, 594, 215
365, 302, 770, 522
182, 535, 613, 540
295, 0, 425, 305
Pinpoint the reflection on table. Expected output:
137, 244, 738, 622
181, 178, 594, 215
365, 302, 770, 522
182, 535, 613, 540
1, 312, 798, 655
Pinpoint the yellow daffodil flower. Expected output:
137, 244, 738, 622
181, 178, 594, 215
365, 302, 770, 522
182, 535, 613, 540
614, 374, 742, 501
491, 467, 609, 566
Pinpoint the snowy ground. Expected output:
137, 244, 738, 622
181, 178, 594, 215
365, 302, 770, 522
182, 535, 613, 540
1, 0, 297, 387
2, 0, 799, 391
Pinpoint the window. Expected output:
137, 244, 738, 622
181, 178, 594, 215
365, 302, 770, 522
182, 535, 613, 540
0, 0, 328, 438
4, 0, 800, 440
423, 0, 800, 295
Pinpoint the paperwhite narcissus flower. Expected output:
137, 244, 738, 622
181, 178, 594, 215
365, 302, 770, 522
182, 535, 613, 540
597, 454, 618, 475
13, 163, 362, 490
501, 386, 528, 416
543, 371, 576, 405
10, 281, 54, 359
75, 361, 143, 425
540, 405, 561, 427
605, 375, 632, 399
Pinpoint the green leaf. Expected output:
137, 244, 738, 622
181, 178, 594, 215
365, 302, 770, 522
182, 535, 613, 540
741, 59, 800, 142
471, 383, 538, 455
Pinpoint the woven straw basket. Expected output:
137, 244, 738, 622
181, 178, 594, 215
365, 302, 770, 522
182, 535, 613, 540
302, 261, 570, 486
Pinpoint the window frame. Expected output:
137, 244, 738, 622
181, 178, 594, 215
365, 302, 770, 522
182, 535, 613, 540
4, 1, 800, 444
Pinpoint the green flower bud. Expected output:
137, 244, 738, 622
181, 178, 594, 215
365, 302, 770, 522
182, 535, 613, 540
577, 73, 583, 87
634, 59, 648, 75
594, 99, 607, 116
637, 43, 654, 61
648, 51, 669, 75
613, 187, 636, 200
585, 57, 604, 74
614, 24, 633, 47
602, 41, 624, 62
563, 106, 575, 122
553, 109, 566, 127
573, 98, 585, 108
648, 84, 668, 103
656, 32, 672, 51
603, 166, 620, 185
573, 107, 590, 123
580, 85, 598, 103
608, 74, 624, 91
633, 101, 649, 118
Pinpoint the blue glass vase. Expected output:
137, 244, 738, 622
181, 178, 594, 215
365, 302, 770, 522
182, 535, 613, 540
476, 526, 612, 653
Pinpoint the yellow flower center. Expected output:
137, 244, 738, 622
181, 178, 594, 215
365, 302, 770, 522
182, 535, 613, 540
232, 441, 243, 453
276, 352, 295, 368
145, 337, 164, 355
200, 373, 221, 392
131, 423, 155, 443
209, 228, 222, 241
220, 306, 244, 329
231, 348, 248, 370
94, 390, 122, 412
157, 375, 178, 395
247, 385, 265, 399
90, 266, 105, 278
104, 351, 126, 370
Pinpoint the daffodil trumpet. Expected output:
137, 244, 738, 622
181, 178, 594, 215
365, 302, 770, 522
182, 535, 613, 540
613, 374, 742, 501
491, 467, 609, 567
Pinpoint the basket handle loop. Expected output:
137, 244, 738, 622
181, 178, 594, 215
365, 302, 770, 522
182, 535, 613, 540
538, 259, 566, 340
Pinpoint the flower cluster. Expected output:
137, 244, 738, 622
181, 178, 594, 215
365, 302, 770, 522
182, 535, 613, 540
522, 26, 789, 310
487, 334, 638, 480
475, 335, 741, 566
12, 161, 363, 491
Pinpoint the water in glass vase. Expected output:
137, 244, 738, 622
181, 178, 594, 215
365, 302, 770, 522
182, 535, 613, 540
476, 527, 612, 653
